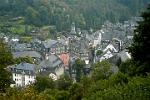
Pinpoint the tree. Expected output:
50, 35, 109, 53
69, 83, 84, 100
55, 90, 69, 100
25, 6, 41, 26
56, 75, 73, 90
34, 75, 55, 92
14, 56, 33, 64
74, 59, 85, 82
129, 4, 150, 74
96, 50, 103, 56
119, 59, 140, 76
91, 60, 113, 81
0, 39, 13, 92
38, 6, 49, 25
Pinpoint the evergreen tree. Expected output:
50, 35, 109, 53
129, 4, 150, 74
74, 59, 85, 82
0, 39, 13, 92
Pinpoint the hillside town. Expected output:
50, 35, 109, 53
1, 17, 141, 87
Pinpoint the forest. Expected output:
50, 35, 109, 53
0, 0, 149, 32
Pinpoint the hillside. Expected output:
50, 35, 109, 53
0, 0, 149, 32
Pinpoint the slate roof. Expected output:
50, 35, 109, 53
101, 31, 113, 41
31, 38, 42, 44
103, 44, 118, 53
39, 54, 63, 69
9, 62, 36, 75
12, 51, 42, 58
86, 34, 94, 41
15, 63, 34, 71
58, 39, 66, 45
42, 39, 58, 48
13, 43, 31, 51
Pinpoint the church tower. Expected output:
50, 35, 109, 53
70, 22, 76, 35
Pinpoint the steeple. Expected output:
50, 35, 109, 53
70, 22, 76, 34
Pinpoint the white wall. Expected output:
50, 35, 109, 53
100, 50, 113, 62
12, 73, 35, 87
55, 65, 64, 78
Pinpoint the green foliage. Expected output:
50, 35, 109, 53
20, 36, 32, 42
37, 89, 56, 100
1, 72, 150, 100
74, 59, 85, 82
91, 60, 113, 81
69, 83, 84, 100
84, 73, 150, 100
96, 50, 103, 56
0, 39, 13, 92
129, 4, 150, 75
14, 56, 33, 64
0, 0, 149, 31
10, 25, 25, 34
56, 75, 73, 90
25, 6, 41, 26
119, 59, 138, 76
109, 71, 128, 85
0, 39, 13, 68
55, 90, 69, 100
34, 75, 55, 92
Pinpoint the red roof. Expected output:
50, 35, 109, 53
59, 53, 69, 66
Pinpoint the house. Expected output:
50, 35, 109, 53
68, 36, 90, 63
103, 44, 118, 53
38, 54, 64, 80
59, 53, 69, 67
85, 33, 94, 46
30, 38, 42, 52
42, 39, 67, 56
12, 51, 42, 64
108, 50, 131, 67
11, 43, 32, 52
99, 49, 115, 62
98, 43, 118, 62
8, 62, 36, 87
93, 30, 102, 47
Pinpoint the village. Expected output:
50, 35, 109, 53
0, 17, 141, 87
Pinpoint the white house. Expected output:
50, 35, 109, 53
99, 43, 118, 62
9, 62, 36, 87
100, 49, 114, 62
103, 44, 118, 53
